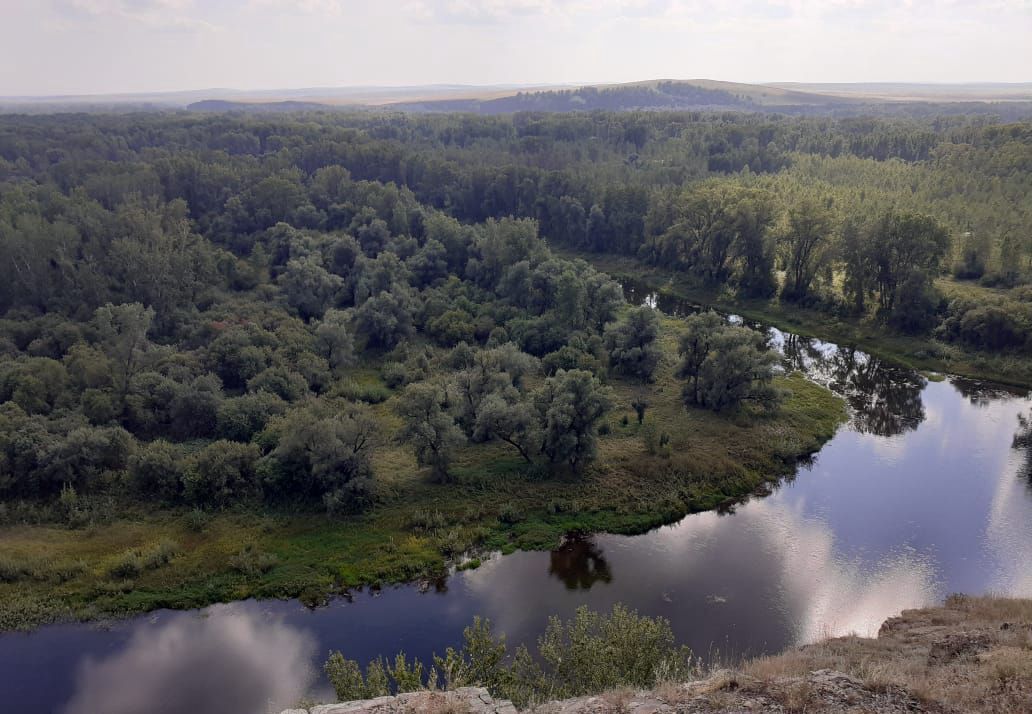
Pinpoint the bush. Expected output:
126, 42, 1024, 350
407, 508, 447, 532
325, 605, 695, 709
182, 508, 211, 533
108, 539, 180, 579
216, 391, 288, 442
498, 503, 525, 524
958, 305, 1024, 351
380, 361, 408, 388
128, 440, 184, 503
182, 440, 262, 508
228, 544, 278, 577
246, 366, 309, 402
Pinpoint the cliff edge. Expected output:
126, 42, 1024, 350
285, 595, 1032, 714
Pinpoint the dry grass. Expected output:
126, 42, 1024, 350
735, 595, 1032, 714
408, 691, 472, 714
598, 687, 635, 713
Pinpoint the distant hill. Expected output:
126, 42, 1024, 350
187, 99, 336, 113
7, 79, 1032, 119
387, 79, 855, 114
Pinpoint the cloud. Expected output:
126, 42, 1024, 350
62, 605, 317, 714
53, 0, 217, 31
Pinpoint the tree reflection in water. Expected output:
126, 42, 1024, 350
1012, 410, 1032, 485
619, 281, 929, 439
779, 333, 925, 437
548, 536, 613, 590
950, 377, 1026, 407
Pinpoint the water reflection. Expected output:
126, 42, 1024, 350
776, 332, 926, 436
63, 605, 315, 714
951, 377, 1024, 406
1011, 410, 1032, 483
548, 536, 613, 590
621, 280, 929, 437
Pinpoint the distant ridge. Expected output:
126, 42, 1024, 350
187, 99, 335, 113
6, 79, 1032, 118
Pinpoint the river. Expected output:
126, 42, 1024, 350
3, 286, 1032, 714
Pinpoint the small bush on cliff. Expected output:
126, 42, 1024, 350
324, 604, 695, 708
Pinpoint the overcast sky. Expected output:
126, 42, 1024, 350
2, 1, 1030, 96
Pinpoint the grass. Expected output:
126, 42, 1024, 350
0, 317, 845, 631
733, 595, 1032, 714
566, 249, 1032, 389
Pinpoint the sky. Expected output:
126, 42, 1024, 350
1, 0, 1030, 96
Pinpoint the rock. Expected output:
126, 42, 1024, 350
927, 632, 993, 666
295, 687, 517, 714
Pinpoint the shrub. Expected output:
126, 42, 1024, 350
182, 440, 262, 508
246, 366, 309, 402
380, 361, 408, 389
108, 539, 180, 579
182, 508, 211, 533
128, 440, 184, 503
216, 391, 288, 442
325, 605, 695, 709
228, 544, 278, 577
407, 508, 448, 532
498, 503, 525, 525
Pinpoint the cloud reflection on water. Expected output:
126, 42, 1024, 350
63, 604, 316, 714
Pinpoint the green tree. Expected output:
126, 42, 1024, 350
534, 369, 612, 473
678, 313, 779, 412
352, 290, 415, 350
183, 440, 261, 508
474, 391, 537, 463
603, 306, 661, 382
314, 309, 355, 375
395, 382, 464, 483
779, 199, 836, 302
279, 255, 344, 321
128, 439, 184, 503
264, 403, 378, 511
93, 302, 154, 406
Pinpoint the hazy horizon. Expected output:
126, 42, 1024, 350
2, 1, 1030, 97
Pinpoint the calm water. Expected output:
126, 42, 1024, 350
4, 289, 1032, 714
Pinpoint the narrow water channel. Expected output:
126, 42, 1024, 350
3, 287, 1031, 714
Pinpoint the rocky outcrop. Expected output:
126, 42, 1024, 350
284, 596, 1032, 714
283, 687, 517, 714
527, 668, 940, 714
282, 670, 937, 714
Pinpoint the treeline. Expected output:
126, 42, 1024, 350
1, 109, 1029, 518
0, 148, 783, 520
0, 186, 628, 515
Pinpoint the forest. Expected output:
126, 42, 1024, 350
0, 107, 1029, 626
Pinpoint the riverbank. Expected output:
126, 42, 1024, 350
0, 314, 846, 631
565, 250, 1032, 390
288, 595, 1032, 713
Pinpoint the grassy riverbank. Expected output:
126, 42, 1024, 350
568, 251, 1032, 390
0, 315, 845, 631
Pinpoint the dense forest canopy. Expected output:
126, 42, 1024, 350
0, 108, 1029, 520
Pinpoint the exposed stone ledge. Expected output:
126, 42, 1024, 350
283, 686, 517, 714
282, 669, 936, 714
